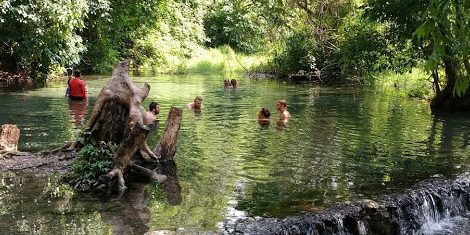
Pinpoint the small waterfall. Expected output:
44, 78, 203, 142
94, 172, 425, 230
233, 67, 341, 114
225, 174, 470, 234
357, 220, 367, 235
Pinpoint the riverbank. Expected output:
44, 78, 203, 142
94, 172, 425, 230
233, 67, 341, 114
0, 71, 33, 90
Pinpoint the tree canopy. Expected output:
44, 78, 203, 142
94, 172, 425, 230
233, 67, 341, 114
1, 0, 470, 109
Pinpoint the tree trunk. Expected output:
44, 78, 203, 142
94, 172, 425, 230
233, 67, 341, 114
153, 107, 183, 161
0, 124, 20, 152
430, 54, 470, 111
0, 61, 184, 194
71, 61, 182, 193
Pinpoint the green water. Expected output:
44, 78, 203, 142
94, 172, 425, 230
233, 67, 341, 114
0, 74, 470, 233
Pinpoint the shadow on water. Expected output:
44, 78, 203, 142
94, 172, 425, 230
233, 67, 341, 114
99, 160, 182, 234
0, 160, 181, 234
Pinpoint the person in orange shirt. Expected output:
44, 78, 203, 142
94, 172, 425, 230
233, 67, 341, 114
68, 70, 87, 101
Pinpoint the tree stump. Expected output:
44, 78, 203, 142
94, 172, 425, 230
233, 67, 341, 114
68, 60, 183, 194
0, 124, 20, 152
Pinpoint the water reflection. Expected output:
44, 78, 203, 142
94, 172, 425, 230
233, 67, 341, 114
258, 120, 270, 129
68, 99, 88, 127
99, 160, 182, 234
275, 119, 287, 130
100, 182, 151, 235
1, 74, 470, 232
157, 160, 182, 205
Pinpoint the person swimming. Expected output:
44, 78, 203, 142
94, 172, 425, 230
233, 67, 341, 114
224, 79, 232, 88
258, 107, 270, 121
187, 96, 203, 110
258, 107, 271, 127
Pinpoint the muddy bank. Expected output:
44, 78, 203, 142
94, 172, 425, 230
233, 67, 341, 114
0, 151, 73, 176
223, 173, 470, 235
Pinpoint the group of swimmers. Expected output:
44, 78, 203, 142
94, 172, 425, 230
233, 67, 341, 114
145, 81, 291, 128
258, 99, 291, 127
224, 79, 238, 88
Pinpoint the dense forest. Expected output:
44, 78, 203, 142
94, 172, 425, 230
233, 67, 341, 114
1, 0, 469, 110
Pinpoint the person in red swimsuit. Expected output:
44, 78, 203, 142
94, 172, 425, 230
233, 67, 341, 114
68, 70, 87, 101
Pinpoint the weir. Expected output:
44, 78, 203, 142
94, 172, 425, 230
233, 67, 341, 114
225, 173, 470, 234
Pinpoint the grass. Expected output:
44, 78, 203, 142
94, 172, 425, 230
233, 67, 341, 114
373, 68, 434, 100
177, 45, 269, 75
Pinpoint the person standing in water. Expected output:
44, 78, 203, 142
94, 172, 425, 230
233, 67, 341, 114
258, 107, 271, 127
68, 70, 87, 101
276, 99, 291, 122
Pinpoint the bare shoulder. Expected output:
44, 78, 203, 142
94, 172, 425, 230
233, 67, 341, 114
283, 110, 291, 118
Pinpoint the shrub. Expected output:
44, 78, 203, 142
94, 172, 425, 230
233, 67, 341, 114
67, 142, 117, 192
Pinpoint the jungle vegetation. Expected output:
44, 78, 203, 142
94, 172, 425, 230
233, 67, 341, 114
1, 0, 469, 110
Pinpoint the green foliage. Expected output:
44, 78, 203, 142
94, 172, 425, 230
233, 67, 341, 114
204, 0, 265, 53
270, 30, 317, 77
203, 0, 293, 54
67, 143, 117, 191
333, 23, 391, 80
179, 45, 267, 74
375, 69, 433, 100
132, 0, 208, 73
414, 0, 470, 97
0, 0, 87, 85
79, 0, 164, 73
367, 0, 470, 100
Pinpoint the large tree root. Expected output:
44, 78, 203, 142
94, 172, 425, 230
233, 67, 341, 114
98, 107, 182, 193
83, 61, 157, 160
97, 122, 151, 192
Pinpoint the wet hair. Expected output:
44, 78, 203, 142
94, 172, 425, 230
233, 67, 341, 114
231, 79, 237, 86
277, 99, 287, 108
73, 70, 81, 77
149, 102, 158, 111
260, 107, 270, 119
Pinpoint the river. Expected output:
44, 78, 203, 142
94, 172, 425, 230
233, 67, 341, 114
0, 74, 469, 234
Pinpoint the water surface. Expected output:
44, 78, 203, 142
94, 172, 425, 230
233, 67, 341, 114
0, 74, 469, 233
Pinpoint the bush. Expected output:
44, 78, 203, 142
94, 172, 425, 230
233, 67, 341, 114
270, 30, 317, 78
67, 143, 117, 192
203, 1, 265, 53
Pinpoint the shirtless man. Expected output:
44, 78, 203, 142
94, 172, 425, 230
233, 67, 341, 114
187, 96, 203, 110
145, 101, 160, 124
276, 99, 291, 122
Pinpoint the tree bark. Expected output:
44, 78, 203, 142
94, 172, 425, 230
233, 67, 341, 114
430, 49, 470, 111
0, 124, 20, 152
153, 107, 183, 160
